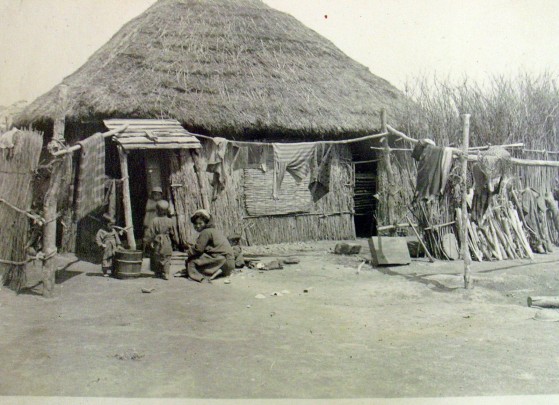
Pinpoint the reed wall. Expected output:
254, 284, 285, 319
170, 140, 355, 245
0, 129, 43, 289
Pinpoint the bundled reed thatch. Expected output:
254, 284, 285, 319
0, 129, 43, 289
15, 0, 405, 138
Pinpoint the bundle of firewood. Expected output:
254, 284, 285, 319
456, 178, 536, 261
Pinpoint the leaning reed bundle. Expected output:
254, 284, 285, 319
0, 129, 43, 290
376, 149, 416, 227
169, 149, 204, 245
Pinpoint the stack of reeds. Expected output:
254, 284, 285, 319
376, 149, 417, 228
0, 129, 43, 290
169, 149, 206, 245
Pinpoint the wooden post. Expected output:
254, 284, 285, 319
42, 159, 63, 298
53, 85, 68, 141
190, 149, 210, 210
118, 146, 136, 250
460, 114, 473, 289
41, 85, 68, 298
527, 296, 559, 308
380, 109, 395, 228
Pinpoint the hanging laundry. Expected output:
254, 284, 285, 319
272, 143, 315, 199
104, 178, 117, 220
412, 140, 453, 201
308, 143, 333, 202
472, 163, 491, 221
206, 137, 229, 200
471, 146, 512, 221
76, 132, 106, 220
232, 144, 268, 172
410, 138, 435, 160
439, 147, 453, 193
520, 187, 552, 253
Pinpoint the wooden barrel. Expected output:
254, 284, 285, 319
114, 250, 143, 279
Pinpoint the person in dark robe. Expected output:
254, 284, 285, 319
144, 200, 177, 280
183, 209, 235, 283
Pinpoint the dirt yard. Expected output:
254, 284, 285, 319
1, 239, 559, 399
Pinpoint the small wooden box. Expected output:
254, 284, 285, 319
368, 236, 411, 266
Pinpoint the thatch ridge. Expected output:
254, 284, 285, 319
17, 0, 406, 138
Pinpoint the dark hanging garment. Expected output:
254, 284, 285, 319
415, 144, 444, 200
308, 144, 333, 202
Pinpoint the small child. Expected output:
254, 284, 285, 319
185, 209, 234, 282
144, 200, 176, 280
228, 235, 245, 269
95, 214, 121, 277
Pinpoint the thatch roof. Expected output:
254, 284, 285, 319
17, 0, 406, 139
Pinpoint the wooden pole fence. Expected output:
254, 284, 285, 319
460, 114, 473, 289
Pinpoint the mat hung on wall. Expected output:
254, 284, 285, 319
75, 133, 106, 220
244, 167, 312, 216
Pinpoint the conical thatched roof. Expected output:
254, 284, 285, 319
17, 0, 406, 139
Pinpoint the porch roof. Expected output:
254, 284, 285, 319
104, 119, 201, 150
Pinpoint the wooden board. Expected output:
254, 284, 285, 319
104, 118, 201, 150
368, 236, 411, 266
442, 233, 460, 260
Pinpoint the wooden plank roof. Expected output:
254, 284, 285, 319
103, 119, 201, 150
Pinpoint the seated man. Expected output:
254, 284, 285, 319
184, 209, 234, 283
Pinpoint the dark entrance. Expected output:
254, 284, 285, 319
353, 161, 377, 237
127, 150, 172, 246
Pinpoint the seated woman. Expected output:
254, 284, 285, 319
185, 209, 234, 282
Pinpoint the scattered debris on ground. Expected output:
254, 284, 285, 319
113, 350, 145, 361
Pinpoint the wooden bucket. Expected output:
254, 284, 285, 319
114, 250, 143, 279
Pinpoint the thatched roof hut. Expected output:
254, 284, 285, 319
17, 0, 405, 139
16, 0, 410, 255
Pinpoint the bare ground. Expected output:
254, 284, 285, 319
1, 239, 559, 398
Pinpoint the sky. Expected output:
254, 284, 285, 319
0, 0, 558, 107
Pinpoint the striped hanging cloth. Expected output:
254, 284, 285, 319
272, 143, 315, 199
75, 133, 106, 220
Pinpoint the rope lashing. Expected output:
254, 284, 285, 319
0, 198, 45, 225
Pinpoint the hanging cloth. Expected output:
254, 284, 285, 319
272, 143, 315, 199
206, 137, 229, 200
413, 142, 453, 200
308, 143, 333, 202
439, 147, 454, 195
232, 144, 268, 172
75, 133, 106, 220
